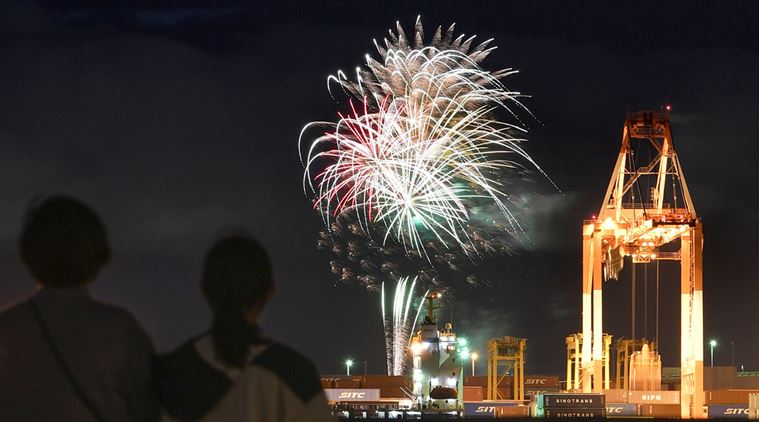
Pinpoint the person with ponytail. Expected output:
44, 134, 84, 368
153, 233, 333, 421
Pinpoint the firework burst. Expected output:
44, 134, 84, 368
301, 17, 548, 258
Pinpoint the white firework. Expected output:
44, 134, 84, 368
382, 277, 428, 375
301, 17, 550, 257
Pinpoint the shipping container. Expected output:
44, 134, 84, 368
525, 387, 560, 398
324, 389, 381, 402
320, 376, 345, 386
465, 375, 511, 388
705, 366, 738, 390
465, 381, 511, 399
335, 380, 361, 389
736, 375, 759, 389
639, 403, 681, 418
358, 375, 410, 388
464, 376, 488, 388
496, 387, 513, 400
526, 386, 560, 393
542, 393, 606, 409
606, 403, 638, 417
463, 386, 483, 402
544, 408, 606, 418
463, 401, 520, 417
708, 404, 750, 419
628, 390, 680, 404
706, 390, 759, 404
603, 389, 629, 403
495, 406, 529, 418
463, 402, 494, 418
524, 375, 560, 389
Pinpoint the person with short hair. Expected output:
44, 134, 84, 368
0, 195, 159, 421
154, 233, 334, 422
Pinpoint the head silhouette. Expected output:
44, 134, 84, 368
20, 195, 110, 287
201, 233, 274, 367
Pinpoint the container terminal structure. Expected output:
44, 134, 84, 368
322, 111, 759, 419
322, 370, 759, 419
573, 110, 705, 417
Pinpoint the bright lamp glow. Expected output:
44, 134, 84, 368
411, 343, 423, 355
601, 217, 616, 230
709, 340, 717, 347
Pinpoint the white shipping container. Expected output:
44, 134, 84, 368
324, 389, 381, 402
628, 390, 680, 404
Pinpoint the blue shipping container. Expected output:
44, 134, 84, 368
606, 403, 638, 416
708, 404, 749, 419
463, 401, 519, 417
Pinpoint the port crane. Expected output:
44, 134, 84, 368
580, 110, 704, 418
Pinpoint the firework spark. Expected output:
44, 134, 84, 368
301, 18, 549, 258
318, 213, 514, 291
382, 277, 428, 375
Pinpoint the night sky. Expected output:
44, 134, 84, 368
1, 1, 758, 375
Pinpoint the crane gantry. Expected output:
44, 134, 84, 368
580, 110, 704, 418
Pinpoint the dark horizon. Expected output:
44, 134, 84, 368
1, 0, 758, 376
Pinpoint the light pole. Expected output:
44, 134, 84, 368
346, 359, 353, 376
709, 340, 717, 367
471, 352, 479, 376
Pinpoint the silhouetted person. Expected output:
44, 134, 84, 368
154, 233, 333, 421
0, 195, 159, 422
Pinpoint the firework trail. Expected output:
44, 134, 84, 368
301, 17, 551, 259
382, 277, 428, 375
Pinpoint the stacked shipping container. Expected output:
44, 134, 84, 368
540, 393, 606, 418
524, 375, 560, 398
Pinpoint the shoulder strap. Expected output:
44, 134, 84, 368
28, 299, 108, 422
